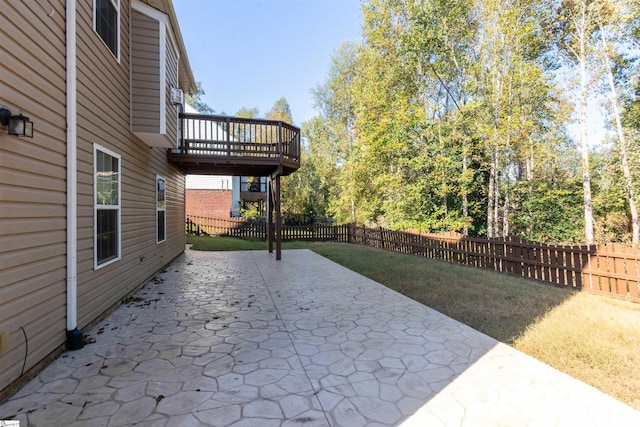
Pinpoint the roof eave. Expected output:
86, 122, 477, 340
160, 0, 198, 94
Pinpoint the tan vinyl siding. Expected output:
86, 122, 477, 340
1, 0, 189, 398
143, 0, 196, 94
76, 0, 185, 330
0, 0, 67, 395
131, 9, 161, 133
165, 29, 179, 144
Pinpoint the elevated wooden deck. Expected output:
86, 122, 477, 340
168, 113, 301, 260
168, 113, 301, 177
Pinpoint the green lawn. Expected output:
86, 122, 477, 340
186, 235, 640, 410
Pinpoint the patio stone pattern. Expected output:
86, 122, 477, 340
1, 249, 639, 426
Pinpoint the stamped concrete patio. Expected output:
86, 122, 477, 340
1, 248, 639, 426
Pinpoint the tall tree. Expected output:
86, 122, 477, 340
468, 0, 559, 237
281, 117, 338, 217
355, 0, 421, 227
595, 0, 640, 246
261, 97, 309, 217
558, 0, 600, 244
404, 0, 480, 234
235, 107, 259, 119
311, 42, 361, 223
265, 97, 293, 123
299, 0, 636, 244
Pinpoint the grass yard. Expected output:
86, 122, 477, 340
186, 235, 640, 410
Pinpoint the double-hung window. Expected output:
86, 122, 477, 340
94, 0, 120, 59
156, 176, 166, 243
95, 145, 121, 268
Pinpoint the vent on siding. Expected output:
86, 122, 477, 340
170, 87, 184, 105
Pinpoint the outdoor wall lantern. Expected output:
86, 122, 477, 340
0, 107, 34, 138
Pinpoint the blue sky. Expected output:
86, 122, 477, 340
174, 0, 363, 125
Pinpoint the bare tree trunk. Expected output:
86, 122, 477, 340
503, 182, 510, 237
488, 145, 496, 238
488, 57, 502, 239
578, 6, 595, 244
527, 137, 534, 180
493, 148, 500, 237
600, 28, 639, 247
462, 149, 469, 235
351, 199, 356, 224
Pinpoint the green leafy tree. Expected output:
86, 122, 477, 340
593, 0, 640, 246
511, 178, 584, 243
311, 42, 362, 223
591, 146, 633, 242
235, 107, 259, 119
265, 97, 293, 123
281, 117, 336, 217
348, 0, 563, 236
294, 0, 637, 245
556, 0, 604, 244
404, 0, 480, 234
184, 81, 215, 114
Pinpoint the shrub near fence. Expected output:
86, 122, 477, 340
185, 217, 640, 303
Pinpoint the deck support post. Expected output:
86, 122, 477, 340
267, 170, 282, 260
170, 113, 299, 262
267, 177, 274, 254
275, 173, 282, 260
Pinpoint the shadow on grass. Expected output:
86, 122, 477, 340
310, 242, 577, 345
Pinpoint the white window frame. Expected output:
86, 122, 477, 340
93, 0, 120, 61
94, 144, 122, 269
156, 175, 167, 243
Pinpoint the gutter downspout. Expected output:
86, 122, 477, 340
66, 0, 83, 350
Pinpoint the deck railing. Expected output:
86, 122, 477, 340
176, 113, 300, 164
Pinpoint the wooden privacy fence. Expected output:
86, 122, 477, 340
186, 216, 350, 242
350, 226, 640, 303
187, 216, 265, 239
186, 217, 640, 303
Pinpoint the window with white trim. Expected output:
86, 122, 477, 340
94, 0, 120, 59
156, 176, 166, 243
95, 145, 121, 268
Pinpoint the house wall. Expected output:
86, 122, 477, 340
165, 27, 179, 143
186, 190, 233, 218
75, 0, 186, 330
130, 3, 181, 148
1, 0, 187, 398
0, 1, 68, 396
131, 9, 161, 133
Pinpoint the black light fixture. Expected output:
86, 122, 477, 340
0, 107, 34, 138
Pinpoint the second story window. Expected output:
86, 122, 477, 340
94, 0, 120, 59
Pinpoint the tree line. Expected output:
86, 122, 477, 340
188, 0, 639, 246
283, 0, 640, 246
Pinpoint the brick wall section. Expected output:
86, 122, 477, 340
186, 189, 233, 218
